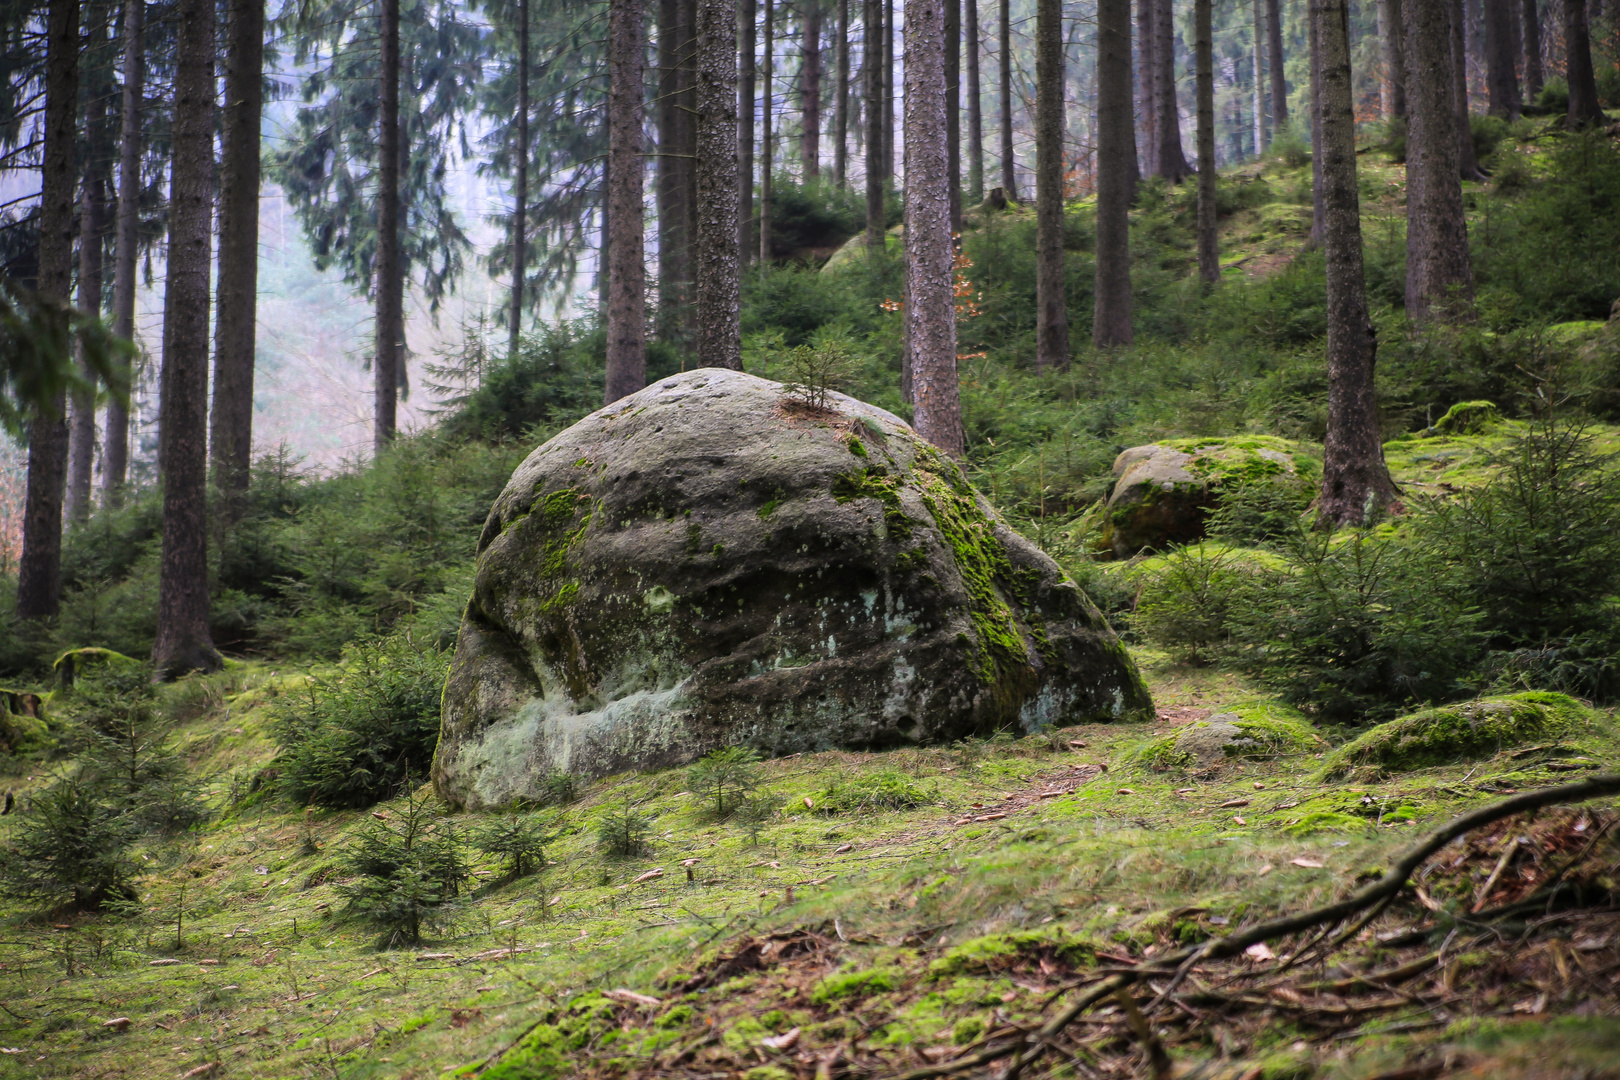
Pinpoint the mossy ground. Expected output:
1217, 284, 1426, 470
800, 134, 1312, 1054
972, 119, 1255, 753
2, 650, 1616, 1078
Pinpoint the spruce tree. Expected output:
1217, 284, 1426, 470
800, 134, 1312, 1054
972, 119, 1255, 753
1034, 0, 1067, 370
1093, 0, 1133, 347
604, 0, 646, 402
695, 0, 742, 367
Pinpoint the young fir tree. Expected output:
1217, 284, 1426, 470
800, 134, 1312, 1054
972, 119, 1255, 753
337, 790, 468, 947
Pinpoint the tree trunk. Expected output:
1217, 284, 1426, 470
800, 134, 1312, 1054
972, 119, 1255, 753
1521, 0, 1542, 99
68, 93, 109, 527
1252, 0, 1265, 155
1138, 0, 1158, 175
1267, 0, 1287, 127
1195, 0, 1218, 283
104, 0, 141, 510
1314, 0, 1395, 526
154, 0, 221, 676
883, 0, 895, 181
1308, 3, 1324, 243
1155, 0, 1191, 180
1564, 0, 1603, 125
510, 0, 530, 354
212, 0, 264, 526
1483, 0, 1519, 116
760, 0, 773, 260
802, 0, 822, 178
965, 0, 983, 200
835, 0, 850, 184
998, 0, 1015, 196
682, 0, 699, 337
946, 0, 961, 231
696, 0, 743, 367
1382, 0, 1406, 118
606, 0, 647, 403
375, 0, 402, 455
658, 0, 688, 337
1404, 0, 1474, 322
1034, 0, 1067, 370
905, 0, 963, 457
1449, 0, 1484, 177
1094, 0, 1133, 347
865, 0, 886, 243
16, 0, 79, 622
739, 0, 756, 262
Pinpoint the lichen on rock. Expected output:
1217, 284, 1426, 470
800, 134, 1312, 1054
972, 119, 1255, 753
433, 369, 1152, 809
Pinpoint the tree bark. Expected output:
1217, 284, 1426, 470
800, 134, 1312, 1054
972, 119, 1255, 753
17, 0, 79, 622
212, 0, 264, 526
1138, 0, 1159, 175
696, 0, 743, 367
1314, 0, 1394, 525
1404, 0, 1474, 322
1449, 0, 1484, 177
739, 0, 756, 262
510, 0, 530, 353
68, 93, 109, 527
606, 0, 647, 403
1483, 0, 1519, 116
1252, 0, 1265, 155
802, 0, 822, 178
375, 0, 402, 455
998, 0, 1015, 196
1034, 0, 1067, 370
865, 0, 886, 243
1154, 0, 1191, 180
1520, 0, 1542, 99
836, 0, 850, 184
946, 0, 961, 231
1094, 0, 1134, 347
1195, 0, 1218, 283
1564, 0, 1604, 125
1267, 0, 1287, 127
658, 0, 689, 336
965, 0, 983, 200
154, 0, 221, 676
1381, 0, 1406, 118
104, 0, 141, 510
884, 0, 895, 181
905, 0, 963, 457
1308, 2, 1324, 243
760, 0, 774, 260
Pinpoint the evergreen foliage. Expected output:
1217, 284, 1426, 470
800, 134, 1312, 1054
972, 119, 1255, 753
336, 789, 468, 946
595, 802, 653, 858
0, 772, 138, 912
475, 814, 550, 880
686, 747, 762, 818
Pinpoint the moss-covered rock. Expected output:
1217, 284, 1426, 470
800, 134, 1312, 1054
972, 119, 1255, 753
1424, 399, 1503, 437
1320, 692, 1608, 780
1136, 700, 1323, 771
434, 369, 1152, 809
52, 646, 143, 691
0, 689, 48, 754
1098, 437, 1319, 558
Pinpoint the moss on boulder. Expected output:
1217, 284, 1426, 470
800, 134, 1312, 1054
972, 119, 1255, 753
1424, 400, 1503, 437
1136, 700, 1322, 771
434, 369, 1152, 810
1098, 437, 1319, 558
1320, 692, 1607, 780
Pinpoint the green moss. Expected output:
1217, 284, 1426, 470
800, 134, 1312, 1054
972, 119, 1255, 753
832, 465, 914, 541
952, 1017, 986, 1045
1321, 692, 1605, 780
929, 928, 1099, 978
816, 768, 936, 811
810, 966, 902, 1004
1135, 700, 1321, 771
52, 646, 143, 690
1281, 811, 1368, 837
847, 436, 869, 458
1427, 399, 1502, 436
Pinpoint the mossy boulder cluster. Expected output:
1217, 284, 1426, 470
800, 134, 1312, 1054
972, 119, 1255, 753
434, 369, 1152, 810
1098, 437, 1318, 558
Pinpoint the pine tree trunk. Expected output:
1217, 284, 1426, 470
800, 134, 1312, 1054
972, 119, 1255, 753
1449, 0, 1483, 177
946, 0, 961, 231
104, 0, 141, 510
511, 0, 530, 353
1138, 0, 1159, 175
1308, 4, 1324, 243
865, 0, 886, 243
965, 0, 983, 200
154, 0, 221, 676
760, 0, 773, 260
1483, 0, 1519, 116
1094, 0, 1134, 347
1521, 0, 1543, 99
1251, 0, 1265, 154
682, 0, 699, 338
1404, 0, 1474, 322
375, 0, 402, 455
1267, 0, 1287, 127
1314, 0, 1394, 526
998, 0, 1015, 196
803, 0, 822, 178
883, 0, 895, 180
16, 0, 78, 621
696, 0, 743, 367
1155, 0, 1191, 180
68, 96, 109, 527
1564, 0, 1604, 125
1382, 0, 1406, 118
212, 0, 264, 524
1034, 0, 1067, 370
905, 0, 964, 457
835, 0, 850, 184
1195, 0, 1218, 283
739, 0, 757, 262
658, 0, 685, 335
606, 0, 647, 403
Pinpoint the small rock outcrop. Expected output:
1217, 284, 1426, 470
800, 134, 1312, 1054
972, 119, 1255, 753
1099, 437, 1318, 558
433, 369, 1152, 810
1137, 702, 1322, 772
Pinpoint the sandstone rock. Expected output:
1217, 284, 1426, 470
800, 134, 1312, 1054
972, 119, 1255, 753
1099, 437, 1317, 558
433, 369, 1151, 809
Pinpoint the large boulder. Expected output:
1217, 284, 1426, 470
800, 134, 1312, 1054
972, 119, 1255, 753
433, 369, 1152, 809
1098, 437, 1318, 558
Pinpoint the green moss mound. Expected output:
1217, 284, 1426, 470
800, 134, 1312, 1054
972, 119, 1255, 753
1320, 692, 1607, 780
928, 927, 1101, 978
51, 646, 143, 691
1135, 700, 1323, 771
1426, 400, 1503, 437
